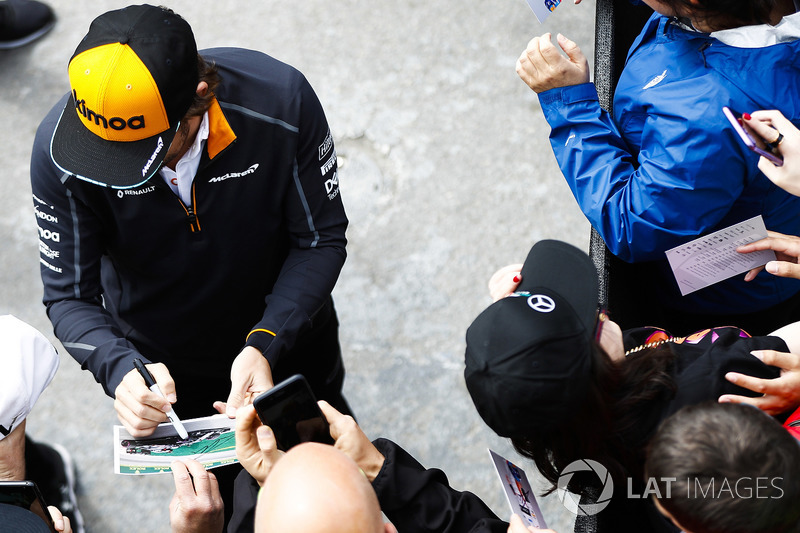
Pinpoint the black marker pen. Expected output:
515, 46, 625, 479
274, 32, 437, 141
133, 358, 189, 439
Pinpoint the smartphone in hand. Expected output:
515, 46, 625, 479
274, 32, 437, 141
0, 481, 58, 532
723, 106, 784, 166
252, 374, 334, 451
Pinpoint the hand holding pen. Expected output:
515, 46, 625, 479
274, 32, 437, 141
114, 358, 188, 438
133, 358, 189, 439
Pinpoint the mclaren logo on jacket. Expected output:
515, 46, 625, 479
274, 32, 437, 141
208, 164, 260, 183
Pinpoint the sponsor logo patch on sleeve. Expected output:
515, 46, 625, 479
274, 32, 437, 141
318, 131, 333, 160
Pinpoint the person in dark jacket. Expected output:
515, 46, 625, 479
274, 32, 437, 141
29, 4, 349, 524
219, 241, 800, 533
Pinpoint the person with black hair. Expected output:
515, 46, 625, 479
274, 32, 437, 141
239, 242, 795, 533
515, 0, 800, 336
646, 402, 800, 533
169, 239, 800, 532
465, 240, 799, 532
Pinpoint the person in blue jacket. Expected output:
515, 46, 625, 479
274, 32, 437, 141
29, 5, 349, 524
515, 0, 800, 335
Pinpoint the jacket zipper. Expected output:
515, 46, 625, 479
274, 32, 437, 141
150, 172, 200, 232
185, 204, 199, 232
699, 42, 711, 68
183, 182, 200, 233
173, 134, 238, 233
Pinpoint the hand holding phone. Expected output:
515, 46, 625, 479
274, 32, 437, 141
0, 481, 58, 532
723, 106, 784, 166
252, 374, 334, 451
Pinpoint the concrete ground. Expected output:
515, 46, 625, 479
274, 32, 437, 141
1, 1, 594, 531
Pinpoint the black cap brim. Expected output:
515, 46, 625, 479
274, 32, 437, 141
50, 94, 179, 189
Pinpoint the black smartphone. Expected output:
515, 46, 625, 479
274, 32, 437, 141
253, 374, 334, 451
0, 481, 58, 532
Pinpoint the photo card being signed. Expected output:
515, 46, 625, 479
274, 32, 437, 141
114, 414, 238, 475
489, 449, 547, 529
525, 0, 563, 23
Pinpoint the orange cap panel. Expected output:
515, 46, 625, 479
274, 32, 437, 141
68, 43, 170, 142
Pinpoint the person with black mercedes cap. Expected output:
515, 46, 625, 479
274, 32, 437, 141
173, 239, 797, 533
29, 4, 349, 523
331, 240, 797, 533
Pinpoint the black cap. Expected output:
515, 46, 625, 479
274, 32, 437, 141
464, 240, 599, 437
50, 4, 199, 189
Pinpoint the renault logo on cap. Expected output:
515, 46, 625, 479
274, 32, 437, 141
527, 295, 555, 313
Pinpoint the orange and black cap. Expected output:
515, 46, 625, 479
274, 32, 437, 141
50, 4, 198, 188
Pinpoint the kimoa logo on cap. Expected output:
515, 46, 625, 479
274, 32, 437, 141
73, 89, 146, 131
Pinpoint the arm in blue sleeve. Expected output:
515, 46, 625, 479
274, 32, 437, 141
244, 77, 348, 367
30, 98, 147, 397
539, 83, 747, 262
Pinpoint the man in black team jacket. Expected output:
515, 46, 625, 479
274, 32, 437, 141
29, 4, 348, 521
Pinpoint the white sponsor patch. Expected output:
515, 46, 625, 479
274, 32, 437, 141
35, 207, 58, 224
117, 185, 156, 199
320, 151, 337, 176
40, 258, 62, 273
318, 131, 333, 160
325, 171, 340, 200
38, 227, 60, 243
142, 137, 165, 177
208, 164, 260, 183
32, 194, 54, 209
39, 241, 60, 260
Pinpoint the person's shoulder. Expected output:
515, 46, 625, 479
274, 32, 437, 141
34, 93, 71, 144
201, 47, 313, 112
201, 47, 305, 86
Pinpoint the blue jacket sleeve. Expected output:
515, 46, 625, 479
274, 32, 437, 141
30, 96, 149, 397
538, 82, 747, 262
243, 75, 348, 367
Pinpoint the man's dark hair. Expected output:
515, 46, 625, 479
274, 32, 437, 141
185, 54, 221, 118
659, 0, 778, 31
646, 402, 800, 533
